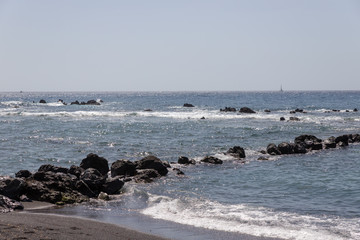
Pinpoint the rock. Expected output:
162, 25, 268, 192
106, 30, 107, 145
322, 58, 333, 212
173, 168, 185, 175
239, 107, 256, 113
38, 164, 69, 174
183, 103, 194, 107
351, 134, 360, 142
290, 111, 296, 114
259, 150, 267, 154
264, 109, 271, 113
136, 156, 168, 176
280, 117, 285, 121
101, 177, 124, 195
98, 192, 110, 201
75, 180, 96, 198
332, 109, 340, 112
277, 142, 294, 154
144, 109, 153, 112
294, 135, 323, 150
71, 100, 80, 105
24, 180, 62, 203
178, 156, 196, 165
293, 143, 307, 154
68, 165, 84, 178
226, 146, 246, 158
15, 170, 32, 179
354, 108, 358, 112
86, 100, 101, 105
111, 160, 136, 177
134, 169, 161, 183
0, 177, 26, 200
200, 117, 205, 119
79, 168, 106, 191
323, 136, 336, 149
39, 99, 46, 104
335, 135, 349, 147
289, 117, 300, 121
257, 156, 269, 161
0, 195, 24, 212
201, 156, 223, 164
266, 143, 281, 155
295, 108, 303, 113
220, 107, 236, 112
80, 153, 109, 176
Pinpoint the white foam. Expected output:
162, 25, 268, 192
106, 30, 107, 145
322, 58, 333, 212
141, 194, 359, 240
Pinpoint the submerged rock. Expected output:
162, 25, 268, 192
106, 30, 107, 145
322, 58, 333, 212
239, 107, 256, 113
220, 107, 236, 112
183, 103, 194, 107
226, 146, 246, 159
201, 156, 223, 164
178, 156, 196, 165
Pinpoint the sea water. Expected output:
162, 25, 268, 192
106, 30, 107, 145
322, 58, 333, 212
0, 91, 359, 239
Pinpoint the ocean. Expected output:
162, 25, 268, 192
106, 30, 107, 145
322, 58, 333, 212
0, 91, 359, 240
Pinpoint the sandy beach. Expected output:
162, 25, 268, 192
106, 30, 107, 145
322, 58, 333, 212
0, 201, 170, 240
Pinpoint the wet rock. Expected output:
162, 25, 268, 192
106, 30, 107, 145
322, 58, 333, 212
226, 146, 246, 158
277, 142, 294, 154
264, 109, 271, 113
266, 143, 281, 155
39, 99, 46, 104
201, 156, 223, 164
257, 156, 269, 161
178, 156, 196, 165
294, 135, 323, 150
220, 107, 236, 112
101, 177, 124, 195
289, 117, 300, 121
136, 155, 169, 176
354, 108, 358, 112
295, 108, 303, 113
111, 160, 136, 177
98, 192, 110, 201
293, 143, 307, 154
200, 117, 205, 119
280, 117, 285, 121
24, 180, 62, 203
134, 169, 161, 183
86, 100, 101, 105
15, 170, 32, 179
144, 109, 153, 112
0, 195, 24, 212
335, 135, 349, 147
183, 103, 194, 107
323, 137, 336, 149
80, 153, 109, 176
75, 180, 96, 198
239, 107, 256, 113
71, 100, 80, 105
173, 168, 185, 175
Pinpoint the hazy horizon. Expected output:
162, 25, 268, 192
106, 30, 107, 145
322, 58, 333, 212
1, 0, 359, 92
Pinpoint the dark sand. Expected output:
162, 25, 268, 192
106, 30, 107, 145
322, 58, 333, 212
0, 201, 170, 240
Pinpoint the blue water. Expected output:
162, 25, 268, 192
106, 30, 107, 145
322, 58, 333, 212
1, 91, 359, 239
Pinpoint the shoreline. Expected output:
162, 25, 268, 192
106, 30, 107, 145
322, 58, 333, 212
0, 201, 283, 240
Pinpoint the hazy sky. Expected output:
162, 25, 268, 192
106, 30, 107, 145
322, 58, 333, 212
0, 0, 359, 91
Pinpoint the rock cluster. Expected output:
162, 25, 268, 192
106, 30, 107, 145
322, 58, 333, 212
0, 153, 171, 209
38, 99, 102, 105
220, 107, 256, 113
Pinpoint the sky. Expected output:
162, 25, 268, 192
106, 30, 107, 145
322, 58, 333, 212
0, 0, 359, 92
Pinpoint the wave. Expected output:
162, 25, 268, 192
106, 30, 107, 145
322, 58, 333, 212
141, 194, 359, 240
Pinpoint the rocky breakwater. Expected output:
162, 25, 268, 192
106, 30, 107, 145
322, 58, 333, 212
0, 154, 170, 212
265, 134, 360, 157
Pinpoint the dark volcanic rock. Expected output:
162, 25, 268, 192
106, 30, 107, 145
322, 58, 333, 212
24, 180, 62, 203
226, 146, 246, 158
267, 143, 281, 155
39, 99, 47, 104
71, 100, 80, 105
15, 170, 32, 179
0, 195, 24, 212
136, 156, 169, 176
178, 156, 196, 165
289, 117, 300, 121
80, 153, 109, 176
173, 168, 185, 175
220, 107, 236, 112
0, 177, 26, 200
280, 117, 285, 121
111, 160, 136, 177
134, 169, 161, 183
183, 103, 194, 107
354, 108, 358, 112
239, 107, 256, 113
264, 109, 271, 113
79, 168, 106, 191
101, 177, 124, 195
335, 135, 349, 147
201, 156, 223, 164
68, 165, 84, 178
294, 135, 323, 150
86, 100, 100, 105
277, 142, 294, 154
38, 164, 69, 174
293, 143, 307, 154
324, 136, 336, 149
